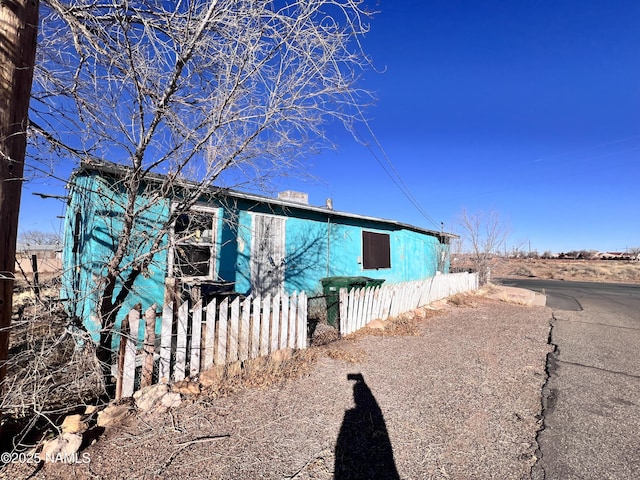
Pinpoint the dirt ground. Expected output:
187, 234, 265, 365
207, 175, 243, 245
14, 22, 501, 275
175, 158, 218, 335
3, 292, 552, 480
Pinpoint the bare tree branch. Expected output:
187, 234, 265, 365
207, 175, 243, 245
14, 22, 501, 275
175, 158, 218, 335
31, 0, 376, 389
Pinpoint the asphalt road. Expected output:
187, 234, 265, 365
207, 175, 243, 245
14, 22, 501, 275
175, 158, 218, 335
497, 278, 640, 479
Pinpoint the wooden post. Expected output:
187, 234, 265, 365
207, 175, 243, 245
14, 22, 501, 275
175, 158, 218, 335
0, 0, 40, 388
114, 315, 130, 402
141, 305, 156, 388
30, 254, 39, 299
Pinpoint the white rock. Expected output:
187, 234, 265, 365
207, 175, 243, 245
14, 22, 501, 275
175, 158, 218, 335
97, 404, 131, 427
41, 433, 82, 462
134, 383, 169, 411
60, 414, 88, 434
161, 392, 182, 409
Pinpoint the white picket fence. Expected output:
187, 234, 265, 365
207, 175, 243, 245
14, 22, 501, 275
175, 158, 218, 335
338, 272, 478, 335
115, 273, 477, 399
116, 292, 307, 400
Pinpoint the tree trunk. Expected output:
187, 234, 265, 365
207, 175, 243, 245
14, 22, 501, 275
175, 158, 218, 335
0, 0, 40, 388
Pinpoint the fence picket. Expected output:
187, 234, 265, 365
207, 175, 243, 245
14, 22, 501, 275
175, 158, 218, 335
121, 308, 140, 398
356, 288, 363, 329
363, 288, 372, 325
346, 288, 356, 334
251, 296, 261, 358
204, 298, 217, 370
297, 292, 307, 349
271, 294, 281, 352
288, 293, 297, 348
159, 301, 173, 383
175, 301, 188, 382
228, 297, 240, 363
216, 297, 229, 365
280, 292, 289, 348
239, 296, 251, 361
190, 300, 203, 377
339, 288, 348, 335
260, 294, 271, 355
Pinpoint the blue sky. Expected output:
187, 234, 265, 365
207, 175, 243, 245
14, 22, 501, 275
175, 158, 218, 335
19, 0, 640, 253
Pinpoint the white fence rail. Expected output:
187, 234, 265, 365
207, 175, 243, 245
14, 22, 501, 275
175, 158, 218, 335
116, 292, 307, 400
338, 272, 478, 336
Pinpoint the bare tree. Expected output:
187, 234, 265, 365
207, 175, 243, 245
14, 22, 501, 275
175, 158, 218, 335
29, 0, 375, 385
19, 230, 61, 245
457, 209, 510, 284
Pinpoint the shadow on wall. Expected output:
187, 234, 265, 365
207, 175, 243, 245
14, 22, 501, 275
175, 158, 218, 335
335, 373, 400, 480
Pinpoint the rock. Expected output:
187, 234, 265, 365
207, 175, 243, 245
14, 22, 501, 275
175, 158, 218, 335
161, 392, 182, 409
97, 404, 131, 428
171, 379, 201, 396
60, 414, 89, 434
41, 433, 82, 462
84, 405, 99, 415
366, 319, 385, 330
412, 308, 426, 318
200, 365, 224, 387
271, 347, 293, 363
134, 383, 169, 411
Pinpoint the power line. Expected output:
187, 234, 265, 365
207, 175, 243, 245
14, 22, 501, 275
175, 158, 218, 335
351, 107, 441, 229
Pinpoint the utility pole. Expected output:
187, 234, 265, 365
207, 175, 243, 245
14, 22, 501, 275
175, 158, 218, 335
0, 0, 40, 386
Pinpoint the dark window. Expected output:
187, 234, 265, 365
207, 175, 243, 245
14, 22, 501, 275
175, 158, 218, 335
172, 210, 216, 278
362, 231, 390, 269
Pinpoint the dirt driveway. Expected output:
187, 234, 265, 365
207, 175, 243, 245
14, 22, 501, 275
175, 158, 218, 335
6, 294, 552, 480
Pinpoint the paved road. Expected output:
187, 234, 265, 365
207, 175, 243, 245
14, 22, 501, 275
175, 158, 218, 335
497, 278, 640, 479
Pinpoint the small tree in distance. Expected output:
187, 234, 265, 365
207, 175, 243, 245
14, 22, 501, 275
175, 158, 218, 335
456, 209, 510, 284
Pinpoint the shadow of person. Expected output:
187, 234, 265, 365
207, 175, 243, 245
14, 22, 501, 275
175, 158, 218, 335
334, 373, 400, 480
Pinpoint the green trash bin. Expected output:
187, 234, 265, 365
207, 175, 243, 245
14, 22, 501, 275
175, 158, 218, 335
320, 276, 368, 328
320, 276, 385, 328
363, 277, 385, 288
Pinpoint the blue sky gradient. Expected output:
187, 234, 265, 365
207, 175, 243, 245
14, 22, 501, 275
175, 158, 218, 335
19, 1, 640, 253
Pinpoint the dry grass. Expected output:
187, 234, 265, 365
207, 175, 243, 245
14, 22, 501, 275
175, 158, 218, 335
200, 349, 320, 400
1, 277, 106, 457
495, 258, 640, 283
323, 345, 368, 364
447, 292, 477, 307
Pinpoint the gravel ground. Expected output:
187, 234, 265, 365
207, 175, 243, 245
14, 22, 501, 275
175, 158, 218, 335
3, 295, 552, 480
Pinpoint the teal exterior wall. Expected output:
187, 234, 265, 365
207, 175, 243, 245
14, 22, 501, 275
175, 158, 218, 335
63, 169, 449, 340
228, 202, 447, 296
62, 172, 170, 343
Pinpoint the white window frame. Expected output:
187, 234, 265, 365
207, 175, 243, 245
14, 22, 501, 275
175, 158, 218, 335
168, 204, 219, 281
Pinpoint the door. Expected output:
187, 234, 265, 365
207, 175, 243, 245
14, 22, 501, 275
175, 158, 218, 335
251, 214, 286, 296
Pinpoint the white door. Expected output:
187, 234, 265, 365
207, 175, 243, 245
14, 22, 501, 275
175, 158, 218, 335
251, 214, 286, 296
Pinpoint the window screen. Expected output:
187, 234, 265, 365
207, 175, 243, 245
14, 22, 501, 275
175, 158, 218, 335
362, 231, 391, 269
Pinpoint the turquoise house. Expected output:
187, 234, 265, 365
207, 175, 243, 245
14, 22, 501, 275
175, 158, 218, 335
62, 161, 455, 339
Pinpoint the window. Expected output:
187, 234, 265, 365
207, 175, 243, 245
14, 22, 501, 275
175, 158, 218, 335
170, 208, 217, 279
362, 231, 390, 269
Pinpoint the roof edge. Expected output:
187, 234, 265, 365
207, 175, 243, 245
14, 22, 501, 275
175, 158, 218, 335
73, 160, 458, 240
